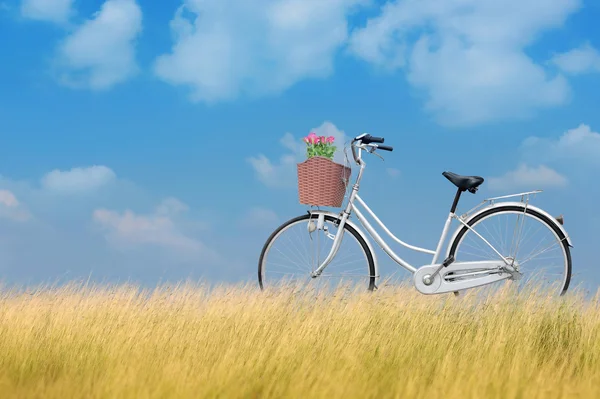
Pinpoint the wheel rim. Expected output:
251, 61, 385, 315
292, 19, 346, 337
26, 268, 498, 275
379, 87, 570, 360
451, 209, 570, 297
259, 216, 375, 293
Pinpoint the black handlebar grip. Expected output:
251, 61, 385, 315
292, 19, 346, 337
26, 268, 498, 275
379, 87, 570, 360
361, 134, 385, 144
378, 145, 393, 151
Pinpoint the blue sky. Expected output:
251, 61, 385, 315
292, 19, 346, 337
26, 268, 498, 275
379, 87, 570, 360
0, 0, 599, 293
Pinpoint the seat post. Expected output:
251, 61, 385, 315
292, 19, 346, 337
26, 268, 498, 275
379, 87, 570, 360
450, 188, 464, 214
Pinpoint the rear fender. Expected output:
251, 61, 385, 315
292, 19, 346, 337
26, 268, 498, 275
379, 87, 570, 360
446, 201, 573, 258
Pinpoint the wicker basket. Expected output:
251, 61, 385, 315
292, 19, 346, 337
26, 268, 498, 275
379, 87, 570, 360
297, 156, 352, 208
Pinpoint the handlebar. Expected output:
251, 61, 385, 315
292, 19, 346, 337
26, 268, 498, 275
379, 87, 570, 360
361, 135, 385, 144
350, 133, 394, 165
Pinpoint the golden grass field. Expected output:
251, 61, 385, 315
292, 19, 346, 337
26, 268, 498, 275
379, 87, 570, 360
0, 280, 599, 399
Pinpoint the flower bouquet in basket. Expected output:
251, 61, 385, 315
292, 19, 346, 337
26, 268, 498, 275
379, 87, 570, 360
297, 132, 352, 208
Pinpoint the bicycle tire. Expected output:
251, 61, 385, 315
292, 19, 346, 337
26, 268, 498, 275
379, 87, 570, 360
258, 213, 377, 291
448, 205, 572, 296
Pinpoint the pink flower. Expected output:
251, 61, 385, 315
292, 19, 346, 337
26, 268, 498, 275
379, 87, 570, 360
302, 137, 309, 144
307, 132, 318, 144
327, 136, 335, 144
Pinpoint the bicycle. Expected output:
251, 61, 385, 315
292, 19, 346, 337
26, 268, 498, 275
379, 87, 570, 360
257, 133, 573, 296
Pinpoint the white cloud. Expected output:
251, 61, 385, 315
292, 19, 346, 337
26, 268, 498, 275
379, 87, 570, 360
551, 43, 600, 75
488, 123, 598, 192
247, 121, 351, 188
0, 189, 32, 221
41, 165, 116, 194
21, 0, 75, 24
520, 123, 600, 165
487, 164, 568, 191
155, 197, 190, 216
153, 0, 365, 103
0, 190, 19, 207
247, 154, 298, 189
54, 0, 142, 90
92, 198, 216, 259
0, 167, 233, 286
387, 168, 401, 179
348, 0, 580, 126
240, 207, 280, 229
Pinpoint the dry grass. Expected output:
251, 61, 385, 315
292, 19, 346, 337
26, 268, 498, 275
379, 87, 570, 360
0, 280, 599, 398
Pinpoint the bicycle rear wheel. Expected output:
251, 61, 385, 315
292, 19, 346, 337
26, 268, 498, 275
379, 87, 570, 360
448, 205, 572, 296
258, 213, 376, 292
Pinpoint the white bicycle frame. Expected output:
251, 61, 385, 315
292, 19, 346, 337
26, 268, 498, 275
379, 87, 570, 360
309, 138, 571, 283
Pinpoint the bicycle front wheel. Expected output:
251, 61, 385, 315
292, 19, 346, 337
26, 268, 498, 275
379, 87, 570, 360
448, 205, 572, 296
258, 213, 376, 292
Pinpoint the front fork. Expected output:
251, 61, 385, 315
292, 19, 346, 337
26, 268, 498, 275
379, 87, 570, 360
308, 162, 365, 278
308, 211, 350, 278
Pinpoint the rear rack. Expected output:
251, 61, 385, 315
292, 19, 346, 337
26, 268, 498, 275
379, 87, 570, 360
483, 190, 543, 204
459, 190, 543, 220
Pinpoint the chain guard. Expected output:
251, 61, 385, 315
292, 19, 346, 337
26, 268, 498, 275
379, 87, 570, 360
413, 260, 511, 295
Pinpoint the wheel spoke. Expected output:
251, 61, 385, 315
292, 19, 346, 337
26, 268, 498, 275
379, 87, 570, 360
450, 207, 570, 296
259, 215, 375, 292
